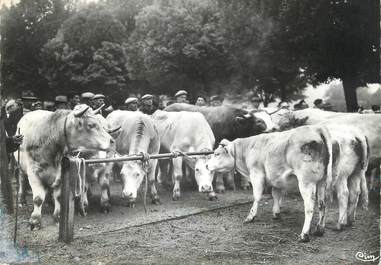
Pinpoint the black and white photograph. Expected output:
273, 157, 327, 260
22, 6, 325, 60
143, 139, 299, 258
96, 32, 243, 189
0, 0, 380, 264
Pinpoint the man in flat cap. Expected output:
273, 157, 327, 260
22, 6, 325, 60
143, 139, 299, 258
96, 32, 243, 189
195, 95, 207, 106
81, 92, 95, 108
139, 94, 154, 114
55, 95, 69, 110
210, 95, 224, 106
125, 97, 138, 111
174, 90, 188, 103
250, 95, 262, 110
21, 90, 37, 114
93, 94, 105, 110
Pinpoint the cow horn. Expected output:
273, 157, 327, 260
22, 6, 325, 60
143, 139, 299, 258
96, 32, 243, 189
106, 125, 121, 134
73, 106, 90, 117
92, 104, 105, 115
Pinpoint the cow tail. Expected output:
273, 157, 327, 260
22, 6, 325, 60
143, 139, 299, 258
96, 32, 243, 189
319, 126, 333, 203
357, 135, 369, 210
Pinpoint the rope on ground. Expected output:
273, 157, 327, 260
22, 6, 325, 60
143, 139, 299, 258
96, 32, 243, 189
76, 199, 254, 239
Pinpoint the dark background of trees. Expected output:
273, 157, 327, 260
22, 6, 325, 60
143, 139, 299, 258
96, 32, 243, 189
0, 0, 379, 111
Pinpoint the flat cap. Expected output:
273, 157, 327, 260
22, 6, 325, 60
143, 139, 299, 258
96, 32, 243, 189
125, 97, 138, 105
93, 94, 105, 100
21, 90, 37, 100
55, 95, 68, 103
141, 94, 153, 100
210, 95, 223, 102
5, 99, 17, 110
81, 92, 95, 99
174, 90, 188, 98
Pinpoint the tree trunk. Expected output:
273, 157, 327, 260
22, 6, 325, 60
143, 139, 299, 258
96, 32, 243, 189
342, 76, 359, 112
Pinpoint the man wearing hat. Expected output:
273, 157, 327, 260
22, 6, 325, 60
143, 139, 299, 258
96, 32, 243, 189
210, 95, 224, 107
93, 94, 106, 110
55, 95, 69, 110
250, 95, 262, 110
81, 92, 95, 107
21, 90, 37, 114
174, 90, 188, 103
31, 101, 43, 110
139, 94, 154, 114
125, 97, 138, 111
195, 95, 207, 106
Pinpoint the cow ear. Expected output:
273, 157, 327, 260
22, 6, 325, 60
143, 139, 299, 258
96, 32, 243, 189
220, 139, 231, 146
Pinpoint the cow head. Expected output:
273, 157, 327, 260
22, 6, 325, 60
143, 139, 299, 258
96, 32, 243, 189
206, 139, 235, 173
184, 155, 215, 193
251, 110, 280, 132
235, 112, 267, 135
120, 161, 145, 202
66, 105, 114, 151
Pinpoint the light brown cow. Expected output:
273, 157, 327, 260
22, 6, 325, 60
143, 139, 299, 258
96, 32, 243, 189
206, 125, 333, 242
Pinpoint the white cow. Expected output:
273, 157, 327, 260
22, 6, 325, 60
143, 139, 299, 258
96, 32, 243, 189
16, 106, 114, 229
152, 110, 216, 200
106, 110, 160, 207
206, 125, 333, 242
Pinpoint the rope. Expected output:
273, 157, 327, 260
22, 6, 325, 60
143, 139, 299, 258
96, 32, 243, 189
74, 157, 87, 215
139, 152, 150, 214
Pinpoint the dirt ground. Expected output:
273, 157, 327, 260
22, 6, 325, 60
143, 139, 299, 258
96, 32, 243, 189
2, 180, 380, 265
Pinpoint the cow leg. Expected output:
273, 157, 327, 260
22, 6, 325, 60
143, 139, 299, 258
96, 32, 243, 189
52, 186, 61, 224
272, 187, 282, 220
215, 173, 225, 193
28, 174, 46, 230
149, 159, 160, 205
298, 181, 316, 243
334, 178, 349, 231
99, 171, 111, 213
369, 168, 376, 191
240, 173, 250, 190
158, 160, 171, 188
172, 157, 183, 200
347, 174, 361, 227
314, 180, 327, 236
225, 172, 236, 190
244, 170, 264, 223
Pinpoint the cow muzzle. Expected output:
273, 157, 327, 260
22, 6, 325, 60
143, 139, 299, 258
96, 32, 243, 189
121, 190, 136, 202
200, 185, 213, 193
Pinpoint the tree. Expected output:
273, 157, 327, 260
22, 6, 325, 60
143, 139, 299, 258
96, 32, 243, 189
280, 0, 380, 112
0, 0, 71, 98
217, 0, 309, 105
40, 3, 129, 95
126, 0, 233, 97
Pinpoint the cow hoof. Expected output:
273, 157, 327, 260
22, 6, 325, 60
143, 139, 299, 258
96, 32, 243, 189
333, 224, 344, 231
53, 213, 60, 223
101, 201, 111, 213
152, 198, 161, 205
18, 199, 27, 208
216, 186, 225, 193
346, 220, 353, 227
79, 207, 88, 217
299, 234, 310, 243
241, 185, 251, 190
272, 213, 281, 220
172, 195, 180, 201
128, 202, 136, 208
314, 225, 325, 237
244, 217, 255, 224
208, 193, 218, 201
29, 218, 41, 231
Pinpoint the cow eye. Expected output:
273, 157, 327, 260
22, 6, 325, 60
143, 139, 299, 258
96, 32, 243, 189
88, 123, 97, 129
215, 153, 220, 157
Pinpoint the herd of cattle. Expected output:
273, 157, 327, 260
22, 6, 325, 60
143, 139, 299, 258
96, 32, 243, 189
14, 103, 380, 242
